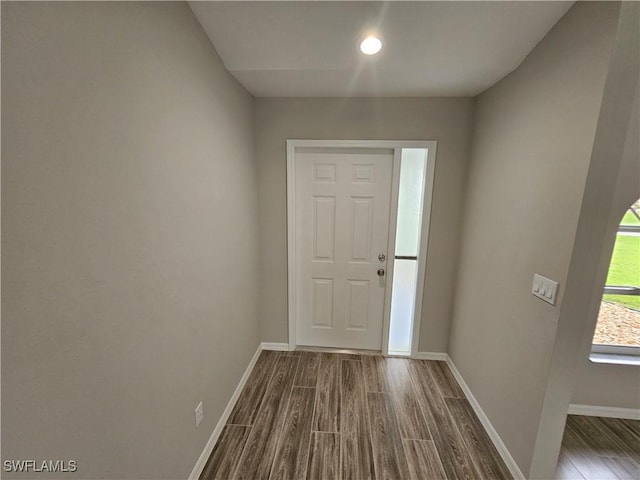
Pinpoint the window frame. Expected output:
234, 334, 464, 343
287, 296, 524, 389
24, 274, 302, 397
590, 204, 640, 359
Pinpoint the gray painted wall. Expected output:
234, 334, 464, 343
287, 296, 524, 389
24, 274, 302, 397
530, 5, 638, 475
570, 84, 639, 411
2, 2, 259, 478
448, 2, 621, 476
254, 97, 474, 353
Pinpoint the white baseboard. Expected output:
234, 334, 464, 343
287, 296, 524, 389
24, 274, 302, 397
188, 344, 263, 480
260, 342, 291, 351
445, 356, 526, 480
413, 351, 448, 361
568, 404, 640, 420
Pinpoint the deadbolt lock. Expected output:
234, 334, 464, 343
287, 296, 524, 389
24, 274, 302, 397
378, 253, 386, 262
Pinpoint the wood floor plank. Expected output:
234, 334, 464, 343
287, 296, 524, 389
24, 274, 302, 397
562, 421, 621, 480
600, 456, 640, 480
363, 355, 390, 393
269, 387, 316, 480
386, 358, 431, 441
340, 353, 363, 361
567, 415, 639, 461
445, 397, 512, 479
597, 417, 640, 463
199, 425, 251, 480
235, 355, 300, 480
618, 418, 640, 438
341, 360, 376, 480
293, 351, 321, 387
558, 416, 640, 480
403, 440, 447, 480
307, 432, 340, 480
313, 353, 340, 433
227, 350, 281, 426
567, 456, 624, 480
408, 360, 479, 480
555, 452, 586, 480
427, 361, 465, 398
367, 392, 412, 480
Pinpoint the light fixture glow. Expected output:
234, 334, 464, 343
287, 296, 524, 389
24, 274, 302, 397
360, 36, 382, 55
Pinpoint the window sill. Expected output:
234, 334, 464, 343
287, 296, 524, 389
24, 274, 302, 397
589, 353, 640, 366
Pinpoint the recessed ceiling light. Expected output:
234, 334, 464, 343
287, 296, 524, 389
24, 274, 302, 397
360, 36, 382, 55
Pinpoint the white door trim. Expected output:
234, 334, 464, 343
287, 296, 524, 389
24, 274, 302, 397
287, 140, 437, 355
380, 147, 402, 355
411, 144, 437, 355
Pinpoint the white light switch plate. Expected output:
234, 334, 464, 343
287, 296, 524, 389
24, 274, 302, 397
532, 274, 558, 305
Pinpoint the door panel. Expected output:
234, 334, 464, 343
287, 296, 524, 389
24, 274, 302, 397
312, 279, 334, 328
313, 197, 335, 260
347, 280, 369, 330
351, 198, 373, 261
295, 150, 393, 350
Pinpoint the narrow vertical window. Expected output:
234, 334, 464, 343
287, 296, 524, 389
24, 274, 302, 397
388, 149, 427, 354
591, 199, 640, 358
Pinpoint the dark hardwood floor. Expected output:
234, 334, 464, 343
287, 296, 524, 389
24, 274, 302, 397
555, 415, 640, 480
200, 350, 512, 480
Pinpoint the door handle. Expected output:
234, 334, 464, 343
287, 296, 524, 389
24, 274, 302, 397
377, 268, 385, 277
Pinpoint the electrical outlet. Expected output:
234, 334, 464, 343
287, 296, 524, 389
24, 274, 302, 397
195, 401, 204, 428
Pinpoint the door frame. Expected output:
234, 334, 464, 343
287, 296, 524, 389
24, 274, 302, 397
286, 140, 437, 355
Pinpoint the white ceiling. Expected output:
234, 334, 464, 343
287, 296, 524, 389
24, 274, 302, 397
189, 1, 573, 97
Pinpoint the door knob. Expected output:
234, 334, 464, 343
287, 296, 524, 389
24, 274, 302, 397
377, 268, 385, 277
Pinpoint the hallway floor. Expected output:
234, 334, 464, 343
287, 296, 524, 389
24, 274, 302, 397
200, 350, 512, 480
555, 414, 640, 480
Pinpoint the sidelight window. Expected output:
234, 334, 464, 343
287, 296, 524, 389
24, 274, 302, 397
388, 149, 428, 354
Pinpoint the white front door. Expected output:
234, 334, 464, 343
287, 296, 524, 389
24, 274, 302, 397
294, 149, 393, 350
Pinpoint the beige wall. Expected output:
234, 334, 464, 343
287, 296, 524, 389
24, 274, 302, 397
569, 83, 639, 410
254, 97, 474, 352
448, 2, 621, 476
2, 2, 259, 478
530, 5, 638, 475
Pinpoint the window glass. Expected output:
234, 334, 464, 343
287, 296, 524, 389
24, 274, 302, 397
619, 201, 640, 227
593, 200, 640, 349
389, 259, 418, 353
394, 149, 426, 257
389, 148, 427, 354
